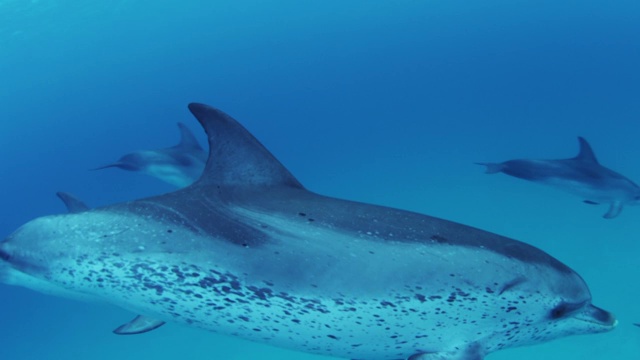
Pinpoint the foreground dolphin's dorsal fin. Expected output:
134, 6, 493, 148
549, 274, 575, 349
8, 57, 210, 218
55, 192, 90, 213
175, 122, 203, 150
574, 137, 599, 164
603, 201, 623, 219
113, 315, 166, 335
187, 103, 303, 188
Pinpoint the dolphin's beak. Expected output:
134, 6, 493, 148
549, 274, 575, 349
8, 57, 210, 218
575, 304, 617, 330
91, 162, 125, 171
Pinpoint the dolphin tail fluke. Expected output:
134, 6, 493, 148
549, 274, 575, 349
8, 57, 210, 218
476, 162, 504, 174
603, 201, 623, 219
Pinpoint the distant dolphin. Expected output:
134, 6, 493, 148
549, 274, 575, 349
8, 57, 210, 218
94, 122, 206, 187
0, 104, 616, 360
478, 137, 640, 219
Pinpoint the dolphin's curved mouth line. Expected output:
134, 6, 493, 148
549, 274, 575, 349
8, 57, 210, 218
577, 317, 618, 327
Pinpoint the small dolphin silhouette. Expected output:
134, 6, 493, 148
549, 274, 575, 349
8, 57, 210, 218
478, 137, 640, 218
94, 122, 206, 187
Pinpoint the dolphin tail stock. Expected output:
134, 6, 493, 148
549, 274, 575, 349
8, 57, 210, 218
475, 162, 504, 174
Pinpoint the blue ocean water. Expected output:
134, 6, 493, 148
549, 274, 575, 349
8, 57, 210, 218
1, 0, 639, 359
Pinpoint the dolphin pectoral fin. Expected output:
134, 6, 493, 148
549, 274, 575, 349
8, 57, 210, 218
406, 349, 483, 360
603, 201, 623, 219
583, 200, 599, 205
56, 192, 90, 213
113, 315, 166, 335
475, 162, 504, 174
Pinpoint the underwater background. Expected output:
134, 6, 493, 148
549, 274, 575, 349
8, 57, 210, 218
0, 1, 638, 359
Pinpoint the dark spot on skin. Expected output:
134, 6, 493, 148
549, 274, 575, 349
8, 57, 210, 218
415, 294, 426, 303
167, 229, 173, 233
242, 243, 249, 248
298, 212, 306, 217
327, 335, 339, 340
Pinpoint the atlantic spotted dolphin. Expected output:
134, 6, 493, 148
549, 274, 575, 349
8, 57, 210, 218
478, 137, 640, 218
94, 122, 206, 187
0, 104, 616, 360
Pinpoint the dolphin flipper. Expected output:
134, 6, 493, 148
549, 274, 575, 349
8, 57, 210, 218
406, 346, 483, 360
113, 315, 166, 335
603, 201, 623, 219
56, 192, 90, 213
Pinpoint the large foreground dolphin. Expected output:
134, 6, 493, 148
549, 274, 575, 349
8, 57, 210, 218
94, 122, 206, 187
0, 104, 616, 360
478, 137, 640, 219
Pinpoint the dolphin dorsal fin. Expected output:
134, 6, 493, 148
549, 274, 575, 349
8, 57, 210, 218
574, 137, 598, 164
56, 192, 90, 213
176, 122, 203, 150
187, 103, 303, 188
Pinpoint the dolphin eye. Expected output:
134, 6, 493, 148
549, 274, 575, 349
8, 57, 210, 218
550, 301, 585, 320
550, 303, 568, 319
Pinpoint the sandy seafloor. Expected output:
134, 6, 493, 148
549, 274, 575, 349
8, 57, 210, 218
0, 1, 639, 359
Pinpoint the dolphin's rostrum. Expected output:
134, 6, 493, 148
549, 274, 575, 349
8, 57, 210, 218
0, 104, 616, 360
478, 137, 640, 218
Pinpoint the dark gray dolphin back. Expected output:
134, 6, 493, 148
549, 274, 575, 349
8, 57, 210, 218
187, 103, 303, 188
